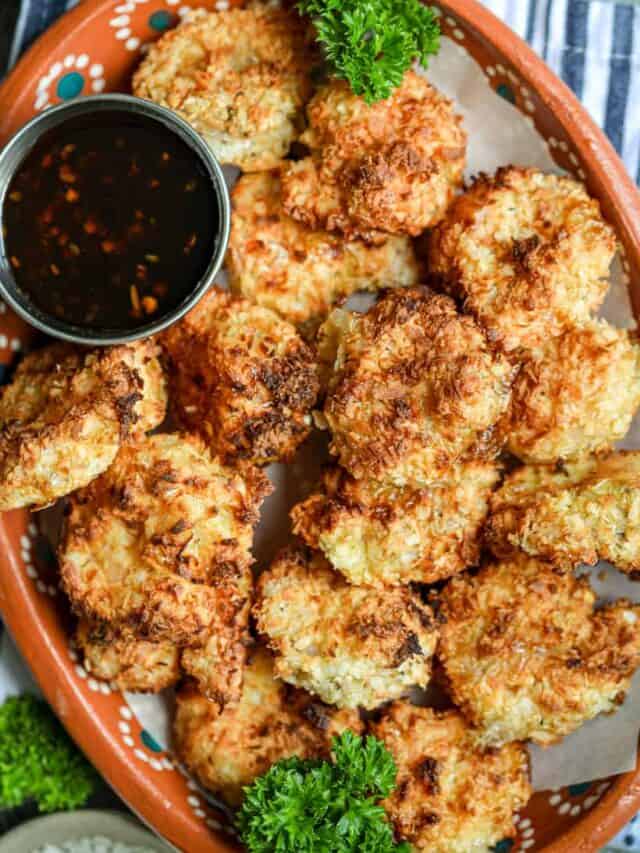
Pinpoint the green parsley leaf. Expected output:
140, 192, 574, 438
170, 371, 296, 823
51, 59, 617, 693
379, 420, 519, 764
298, 0, 441, 103
236, 730, 410, 853
0, 694, 97, 812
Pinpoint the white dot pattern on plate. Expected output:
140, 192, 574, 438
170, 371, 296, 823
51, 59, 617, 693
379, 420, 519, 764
33, 55, 105, 111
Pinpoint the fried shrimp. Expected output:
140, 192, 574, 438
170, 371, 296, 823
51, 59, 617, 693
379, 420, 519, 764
132, 6, 318, 171
504, 319, 640, 464
486, 452, 640, 575
174, 646, 362, 805
253, 546, 437, 709
280, 72, 466, 241
60, 432, 270, 706
438, 555, 640, 746
291, 461, 500, 587
162, 287, 319, 465
429, 166, 616, 352
371, 703, 531, 853
0, 340, 167, 511
75, 619, 180, 693
227, 171, 420, 332
321, 287, 514, 487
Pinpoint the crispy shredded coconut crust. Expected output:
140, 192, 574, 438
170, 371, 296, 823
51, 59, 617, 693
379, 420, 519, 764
486, 452, 640, 575
429, 166, 616, 352
132, 6, 318, 171
75, 619, 180, 693
253, 545, 437, 709
280, 72, 466, 240
371, 703, 531, 853
59, 432, 271, 707
227, 171, 421, 333
174, 645, 362, 806
321, 287, 514, 487
0, 340, 167, 511
291, 460, 500, 586
162, 287, 320, 465
437, 555, 640, 746
503, 319, 640, 464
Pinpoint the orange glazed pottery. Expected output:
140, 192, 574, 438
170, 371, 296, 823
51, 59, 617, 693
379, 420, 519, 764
0, 2, 639, 851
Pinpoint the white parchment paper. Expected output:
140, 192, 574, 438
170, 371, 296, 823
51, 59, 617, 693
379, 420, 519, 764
124, 37, 640, 793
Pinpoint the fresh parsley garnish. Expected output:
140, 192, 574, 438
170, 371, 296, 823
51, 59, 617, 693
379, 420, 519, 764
298, 0, 441, 103
236, 730, 410, 852
0, 694, 97, 812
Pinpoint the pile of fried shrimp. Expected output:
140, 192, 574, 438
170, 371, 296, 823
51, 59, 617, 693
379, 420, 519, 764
3, 4, 640, 850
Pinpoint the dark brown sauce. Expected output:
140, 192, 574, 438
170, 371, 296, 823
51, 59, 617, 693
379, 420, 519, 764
2, 110, 219, 331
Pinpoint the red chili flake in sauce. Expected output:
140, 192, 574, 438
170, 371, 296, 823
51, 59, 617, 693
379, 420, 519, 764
2, 110, 219, 330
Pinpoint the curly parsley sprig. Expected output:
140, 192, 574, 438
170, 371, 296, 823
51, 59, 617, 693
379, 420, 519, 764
236, 730, 409, 853
0, 694, 97, 813
298, 0, 441, 104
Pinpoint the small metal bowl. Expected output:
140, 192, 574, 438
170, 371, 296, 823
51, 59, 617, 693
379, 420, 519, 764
0, 94, 230, 346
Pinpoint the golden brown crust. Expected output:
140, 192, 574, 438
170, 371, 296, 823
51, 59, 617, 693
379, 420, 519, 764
132, 6, 318, 171
280, 72, 466, 240
0, 340, 167, 510
437, 555, 640, 746
59, 432, 270, 707
253, 545, 438, 709
371, 703, 531, 853
173, 646, 363, 806
162, 287, 320, 465
291, 460, 500, 586
227, 171, 420, 332
75, 619, 180, 693
486, 452, 640, 575
321, 287, 514, 486
429, 166, 616, 352
503, 320, 640, 464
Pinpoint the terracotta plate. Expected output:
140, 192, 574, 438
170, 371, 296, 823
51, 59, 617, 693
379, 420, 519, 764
1, 2, 640, 851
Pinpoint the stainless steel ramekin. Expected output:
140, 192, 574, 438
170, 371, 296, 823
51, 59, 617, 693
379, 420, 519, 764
0, 94, 230, 346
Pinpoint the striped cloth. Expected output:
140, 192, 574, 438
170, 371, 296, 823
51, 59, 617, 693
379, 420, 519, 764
4, 1, 640, 851
490, 1, 640, 184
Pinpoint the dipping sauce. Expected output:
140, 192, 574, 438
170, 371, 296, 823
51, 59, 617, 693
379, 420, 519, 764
2, 110, 219, 331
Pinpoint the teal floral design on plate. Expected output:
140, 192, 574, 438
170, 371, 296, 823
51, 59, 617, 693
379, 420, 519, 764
140, 729, 163, 753
34, 55, 105, 111
568, 782, 591, 797
149, 10, 176, 31
497, 82, 516, 104
56, 71, 84, 100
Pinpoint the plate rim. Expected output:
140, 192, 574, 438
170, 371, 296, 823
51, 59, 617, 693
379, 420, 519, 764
0, 809, 176, 852
0, 1, 639, 852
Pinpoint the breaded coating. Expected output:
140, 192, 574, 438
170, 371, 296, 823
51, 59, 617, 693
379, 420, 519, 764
486, 452, 640, 575
162, 287, 319, 465
371, 703, 531, 853
227, 171, 420, 332
132, 6, 318, 171
60, 433, 270, 706
253, 546, 437, 709
0, 340, 167, 511
429, 167, 616, 352
291, 460, 500, 587
75, 619, 180, 693
174, 646, 362, 805
504, 319, 640, 464
321, 288, 514, 487
280, 72, 466, 241
438, 555, 640, 746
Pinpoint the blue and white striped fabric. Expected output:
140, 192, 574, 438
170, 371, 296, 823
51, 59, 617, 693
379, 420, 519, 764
4, 1, 640, 851
9, 0, 79, 68
491, 1, 640, 185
